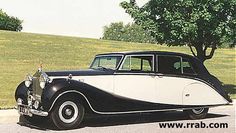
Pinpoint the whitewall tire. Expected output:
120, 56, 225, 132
50, 98, 85, 130
184, 108, 209, 119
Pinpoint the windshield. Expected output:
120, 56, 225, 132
90, 55, 123, 70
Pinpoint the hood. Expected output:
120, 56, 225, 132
45, 69, 114, 77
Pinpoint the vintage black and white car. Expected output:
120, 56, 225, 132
15, 51, 232, 129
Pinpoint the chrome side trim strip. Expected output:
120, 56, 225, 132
48, 90, 226, 115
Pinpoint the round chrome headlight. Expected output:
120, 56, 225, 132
39, 73, 49, 89
24, 74, 33, 87
17, 98, 23, 105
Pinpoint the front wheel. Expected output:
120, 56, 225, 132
184, 108, 209, 119
50, 98, 85, 130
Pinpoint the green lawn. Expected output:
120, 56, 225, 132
0, 30, 235, 108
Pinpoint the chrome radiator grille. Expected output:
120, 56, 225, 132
32, 77, 42, 101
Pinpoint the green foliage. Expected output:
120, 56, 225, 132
120, 0, 236, 62
103, 22, 156, 43
0, 9, 23, 31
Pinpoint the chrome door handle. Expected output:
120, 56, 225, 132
148, 73, 156, 77
185, 94, 190, 97
156, 73, 164, 78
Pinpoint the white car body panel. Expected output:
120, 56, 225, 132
155, 76, 193, 105
114, 75, 157, 103
79, 76, 114, 93
183, 82, 228, 105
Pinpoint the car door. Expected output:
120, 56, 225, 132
113, 54, 158, 103
155, 55, 194, 105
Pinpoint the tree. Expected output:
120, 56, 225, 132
103, 22, 156, 43
0, 9, 23, 32
121, 0, 236, 62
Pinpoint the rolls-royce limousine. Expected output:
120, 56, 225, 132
15, 51, 232, 129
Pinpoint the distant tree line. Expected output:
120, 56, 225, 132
102, 22, 156, 43
0, 9, 23, 32
102, 20, 234, 48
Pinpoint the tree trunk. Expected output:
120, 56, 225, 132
189, 44, 216, 63
195, 45, 206, 63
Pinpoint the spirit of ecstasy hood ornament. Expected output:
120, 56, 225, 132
38, 63, 43, 72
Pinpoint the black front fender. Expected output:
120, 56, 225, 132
41, 78, 71, 111
15, 81, 28, 104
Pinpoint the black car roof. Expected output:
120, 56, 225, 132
96, 51, 197, 60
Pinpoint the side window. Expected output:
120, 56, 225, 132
142, 59, 152, 71
91, 56, 122, 70
158, 56, 181, 74
120, 55, 153, 72
121, 56, 131, 70
182, 58, 196, 75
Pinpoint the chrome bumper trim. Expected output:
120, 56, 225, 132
17, 104, 48, 117
30, 109, 48, 116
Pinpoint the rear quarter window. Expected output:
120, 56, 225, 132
157, 56, 181, 74
157, 55, 197, 75
182, 58, 196, 75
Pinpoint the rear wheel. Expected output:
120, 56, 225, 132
50, 98, 85, 130
184, 108, 209, 119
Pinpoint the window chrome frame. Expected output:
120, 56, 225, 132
156, 55, 183, 74
181, 57, 197, 75
89, 54, 124, 70
118, 54, 155, 72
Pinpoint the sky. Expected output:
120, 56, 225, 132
0, 0, 149, 38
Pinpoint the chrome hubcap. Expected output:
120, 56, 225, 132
58, 101, 78, 123
65, 108, 72, 116
192, 108, 204, 114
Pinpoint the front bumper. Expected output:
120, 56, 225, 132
17, 103, 48, 117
